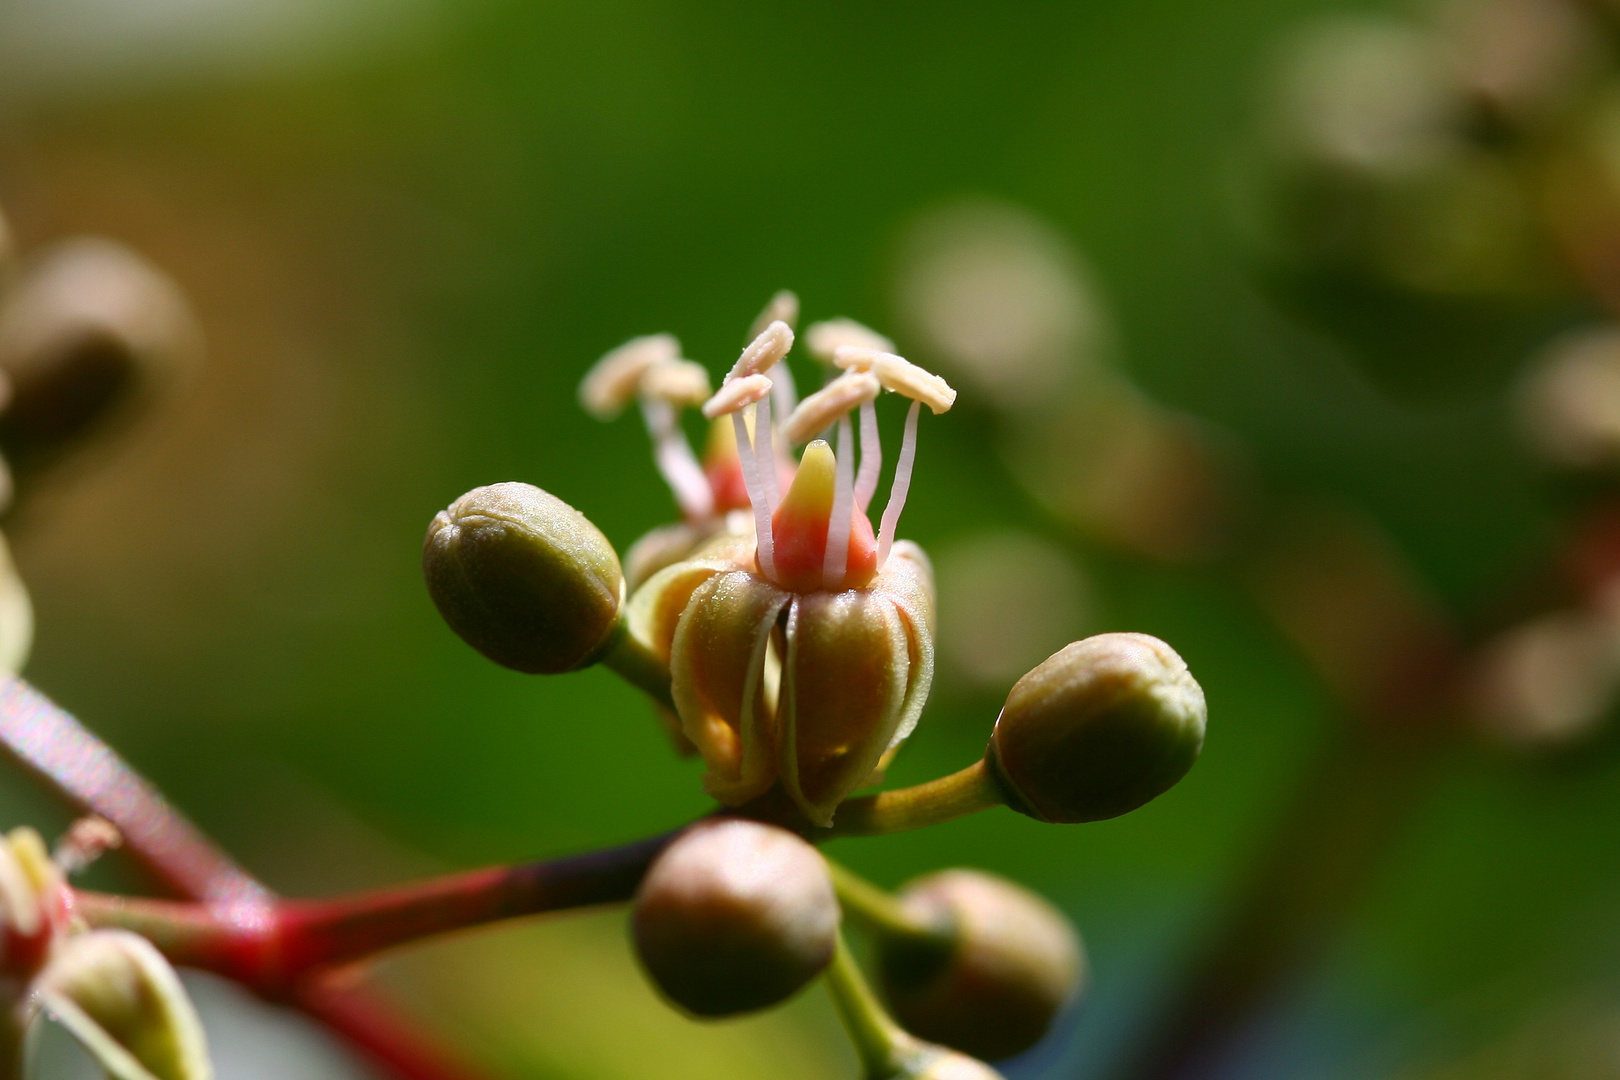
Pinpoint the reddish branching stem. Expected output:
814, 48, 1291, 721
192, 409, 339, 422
0, 677, 503, 1080
73, 834, 673, 993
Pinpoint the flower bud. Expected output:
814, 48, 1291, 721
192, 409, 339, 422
876, 870, 1082, 1061
0, 239, 200, 469
988, 633, 1205, 823
631, 819, 838, 1017
26, 929, 212, 1080
900, 1049, 1007, 1080
423, 482, 623, 674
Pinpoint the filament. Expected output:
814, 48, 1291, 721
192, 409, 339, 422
824, 416, 855, 587
756, 394, 781, 512
876, 400, 920, 568
640, 399, 713, 521
733, 409, 776, 579
854, 398, 881, 512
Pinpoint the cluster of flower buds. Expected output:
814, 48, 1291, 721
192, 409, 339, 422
0, 818, 211, 1080
421, 293, 1208, 1075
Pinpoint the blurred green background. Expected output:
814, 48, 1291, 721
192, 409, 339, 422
3, 0, 1618, 1078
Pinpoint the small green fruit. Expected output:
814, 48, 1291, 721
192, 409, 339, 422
423, 483, 623, 674
988, 633, 1205, 823
632, 819, 838, 1017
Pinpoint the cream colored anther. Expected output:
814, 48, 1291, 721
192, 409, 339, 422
749, 290, 800, 338
807, 319, 894, 363
640, 359, 712, 408
579, 333, 680, 419
702, 373, 774, 419
784, 371, 881, 444
726, 320, 794, 382
873, 352, 956, 414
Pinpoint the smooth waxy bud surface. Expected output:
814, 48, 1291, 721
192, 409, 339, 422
424, 483, 623, 674
989, 633, 1205, 823
905, 1050, 1007, 1080
632, 819, 838, 1017
877, 870, 1083, 1061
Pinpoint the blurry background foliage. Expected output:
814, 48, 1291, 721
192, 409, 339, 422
2, 0, 1615, 1078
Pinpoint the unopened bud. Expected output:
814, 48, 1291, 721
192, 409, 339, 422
988, 633, 1205, 823
903, 1049, 1007, 1080
0, 239, 200, 468
632, 819, 838, 1017
27, 929, 212, 1080
877, 870, 1082, 1061
423, 483, 623, 674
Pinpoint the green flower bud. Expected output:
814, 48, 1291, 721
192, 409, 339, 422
26, 929, 213, 1080
987, 633, 1205, 823
631, 819, 838, 1017
876, 870, 1083, 1061
423, 482, 624, 674
0, 239, 200, 470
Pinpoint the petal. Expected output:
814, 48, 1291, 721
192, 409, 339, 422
872, 541, 938, 750
780, 591, 911, 826
624, 533, 754, 662
670, 571, 789, 805
28, 930, 213, 1080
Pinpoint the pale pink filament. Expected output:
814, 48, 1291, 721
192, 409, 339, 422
876, 400, 920, 568
854, 398, 881, 512
640, 398, 713, 521
733, 409, 776, 579
756, 394, 781, 512
824, 415, 855, 588
770, 360, 798, 428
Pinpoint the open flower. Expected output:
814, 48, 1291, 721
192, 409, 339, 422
623, 311, 955, 825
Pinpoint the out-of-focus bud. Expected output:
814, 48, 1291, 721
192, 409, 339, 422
894, 200, 1107, 413
1468, 589, 1620, 747
26, 929, 213, 1080
0, 239, 200, 469
1438, 0, 1600, 130
1519, 325, 1620, 468
423, 482, 623, 674
988, 634, 1205, 823
0, 531, 32, 675
631, 819, 838, 1017
876, 870, 1082, 1061
937, 532, 1086, 692
906, 1050, 1007, 1080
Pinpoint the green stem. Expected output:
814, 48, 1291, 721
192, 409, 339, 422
824, 759, 1005, 838
597, 617, 675, 710
827, 861, 952, 952
823, 932, 918, 1079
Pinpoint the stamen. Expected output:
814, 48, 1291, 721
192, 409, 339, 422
873, 352, 956, 414
640, 398, 714, 520
579, 333, 679, 419
854, 398, 882, 512
876, 400, 921, 568
756, 393, 781, 512
727, 320, 794, 382
824, 416, 856, 587
702, 373, 772, 419
733, 409, 776, 579
806, 318, 895, 364
831, 345, 881, 373
784, 371, 880, 444
638, 358, 711, 408
750, 290, 800, 339
770, 358, 799, 426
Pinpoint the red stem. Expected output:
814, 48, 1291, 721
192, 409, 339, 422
0, 676, 504, 1080
0, 677, 262, 904
73, 833, 673, 991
